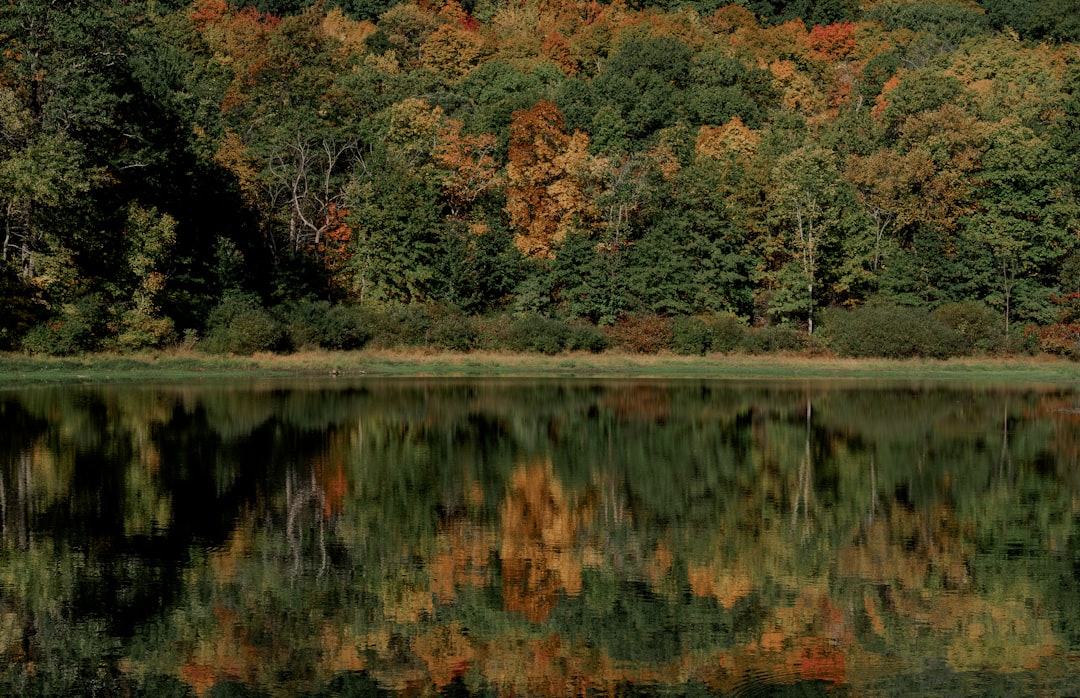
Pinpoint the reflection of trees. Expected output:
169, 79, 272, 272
285, 469, 329, 579
791, 399, 815, 538
499, 460, 586, 623
0, 382, 1078, 695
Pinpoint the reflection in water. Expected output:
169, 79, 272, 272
0, 379, 1079, 695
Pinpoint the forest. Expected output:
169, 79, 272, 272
1, 0, 1079, 357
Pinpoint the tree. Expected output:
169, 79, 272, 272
768, 146, 866, 331
865, 2, 991, 69
980, 0, 1080, 43
575, 35, 693, 146
629, 153, 755, 319
963, 124, 1076, 334
433, 118, 502, 219
686, 51, 775, 129
116, 204, 179, 349
0, 0, 136, 291
505, 100, 598, 259
346, 153, 444, 303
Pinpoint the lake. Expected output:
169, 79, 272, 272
1, 377, 1079, 696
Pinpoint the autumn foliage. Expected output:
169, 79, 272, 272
3, 0, 1079, 356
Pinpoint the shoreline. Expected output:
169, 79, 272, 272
1, 350, 1079, 384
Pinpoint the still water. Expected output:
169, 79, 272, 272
1, 378, 1079, 696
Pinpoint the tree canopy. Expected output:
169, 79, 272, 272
1, 0, 1079, 355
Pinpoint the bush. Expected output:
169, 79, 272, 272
671, 317, 712, 356
824, 302, 965, 359
605, 315, 673, 354
476, 313, 607, 354
277, 300, 326, 350
739, 325, 807, 354
1026, 323, 1080, 359
490, 313, 570, 355
116, 310, 176, 350
21, 294, 110, 356
931, 301, 1004, 353
364, 303, 434, 349
322, 305, 371, 350
565, 321, 609, 353
428, 310, 478, 352
710, 313, 748, 353
277, 301, 370, 351
670, 313, 748, 355
202, 292, 283, 355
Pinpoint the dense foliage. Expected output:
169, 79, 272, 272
1, 0, 1078, 357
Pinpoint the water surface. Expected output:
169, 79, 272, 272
1, 378, 1079, 696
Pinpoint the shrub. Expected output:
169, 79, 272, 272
671, 316, 712, 356
277, 300, 326, 350
364, 303, 433, 348
428, 310, 478, 352
1026, 323, 1080, 359
21, 294, 110, 356
565, 321, 609, 353
824, 302, 965, 359
202, 292, 283, 355
277, 301, 370, 351
739, 325, 806, 354
322, 304, 371, 350
710, 313, 748, 353
931, 301, 1004, 353
670, 313, 748, 355
501, 314, 571, 355
476, 313, 607, 354
517, 316, 568, 355
116, 310, 176, 350
605, 315, 673, 354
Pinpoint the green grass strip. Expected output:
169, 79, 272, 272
1, 350, 1078, 385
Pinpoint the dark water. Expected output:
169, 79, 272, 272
1, 378, 1080, 696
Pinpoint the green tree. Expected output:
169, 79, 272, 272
962, 124, 1076, 335
346, 155, 445, 303
980, 0, 1080, 42
563, 35, 692, 147
767, 146, 867, 332
116, 204, 178, 349
686, 50, 776, 129
630, 158, 755, 318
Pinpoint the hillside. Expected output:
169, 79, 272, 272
1, 0, 1078, 357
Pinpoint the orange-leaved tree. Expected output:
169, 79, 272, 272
433, 118, 503, 219
505, 100, 599, 258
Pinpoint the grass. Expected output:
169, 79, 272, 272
1, 349, 1079, 384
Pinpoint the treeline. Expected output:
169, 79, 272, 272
1, 0, 1079, 358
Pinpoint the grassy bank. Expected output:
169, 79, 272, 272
1, 349, 1079, 384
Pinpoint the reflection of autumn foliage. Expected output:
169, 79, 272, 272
688, 558, 754, 610
430, 515, 494, 605
601, 383, 671, 424
500, 460, 587, 622
311, 428, 352, 518
108, 388, 1079, 697
838, 501, 1059, 673
838, 503, 973, 592
178, 606, 263, 696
